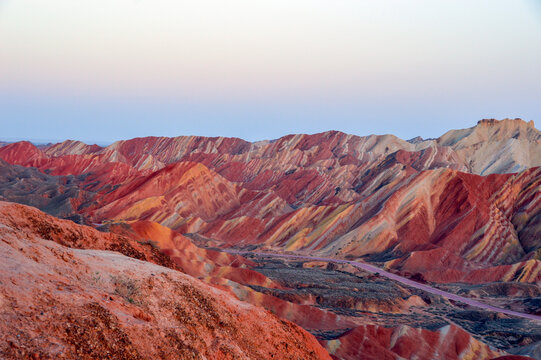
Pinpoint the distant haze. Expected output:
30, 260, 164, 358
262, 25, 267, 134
1, 0, 540, 143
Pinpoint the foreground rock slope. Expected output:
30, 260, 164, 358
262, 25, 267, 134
0, 202, 330, 360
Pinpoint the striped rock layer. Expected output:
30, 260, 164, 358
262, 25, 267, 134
0, 119, 540, 285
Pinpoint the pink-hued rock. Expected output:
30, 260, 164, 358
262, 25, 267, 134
0, 201, 331, 360
322, 324, 503, 360
0, 119, 539, 287
1, 119, 540, 359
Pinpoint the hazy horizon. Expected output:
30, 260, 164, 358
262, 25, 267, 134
2, 0, 540, 142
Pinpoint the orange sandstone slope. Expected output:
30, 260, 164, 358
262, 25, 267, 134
0, 201, 355, 335
91, 219, 360, 334
0, 201, 331, 360
107, 219, 280, 289
0, 201, 179, 270
0, 201, 283, 296
92, 161, 245, 224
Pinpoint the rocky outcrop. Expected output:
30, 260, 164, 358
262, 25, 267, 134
0, 201, 331, 360
438, 118, 541, 174
44, 139, 102, 157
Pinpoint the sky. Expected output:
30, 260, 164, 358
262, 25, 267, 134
1, 0, 540, 144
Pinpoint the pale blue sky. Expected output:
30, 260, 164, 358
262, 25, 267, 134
1, 0, 540, 143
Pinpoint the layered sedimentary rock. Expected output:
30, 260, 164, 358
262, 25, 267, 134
322, 324, 502, 360
43, 139, 102, 157
438, 118, 540, 174
0, 119, 539, 286
1, 118, 540, 359
1, 202, 521, 360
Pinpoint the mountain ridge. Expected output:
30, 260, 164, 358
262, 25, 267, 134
0, 119, 539, 285
1, 118, 541, 359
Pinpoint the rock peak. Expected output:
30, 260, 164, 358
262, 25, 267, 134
477, 118, 535, 128
407, 136, 424, 144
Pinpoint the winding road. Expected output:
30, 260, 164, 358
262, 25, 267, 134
226, 250, 541, 323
